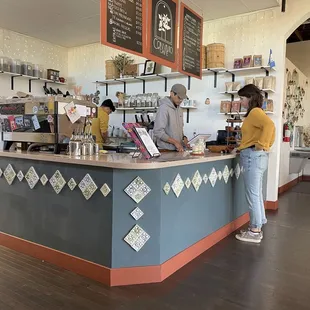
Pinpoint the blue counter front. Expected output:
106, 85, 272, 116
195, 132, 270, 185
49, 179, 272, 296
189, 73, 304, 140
0, 151, 266, 286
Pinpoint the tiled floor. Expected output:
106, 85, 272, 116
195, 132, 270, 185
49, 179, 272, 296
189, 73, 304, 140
0, 183, 310, 310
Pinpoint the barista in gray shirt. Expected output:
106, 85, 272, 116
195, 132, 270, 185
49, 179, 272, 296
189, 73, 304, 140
153, 84, 188, 152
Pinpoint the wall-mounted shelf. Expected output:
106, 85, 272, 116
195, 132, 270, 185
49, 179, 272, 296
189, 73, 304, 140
0, 71, 66, 92
224, 66, 276, 75
218, 111, 274, 115
115, 105, 197, 123
219, 89, 275, 95
94, 67, 227, 96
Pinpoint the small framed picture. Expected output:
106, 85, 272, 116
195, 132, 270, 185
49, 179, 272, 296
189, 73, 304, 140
143, 60, 156, 75
242, 55, 252, 68
233, 58, 243, 69
253, 55, 263, 67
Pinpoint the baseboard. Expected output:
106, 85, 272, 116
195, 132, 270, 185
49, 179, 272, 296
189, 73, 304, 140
278, 177, 301, 195
302, 175, 310, 182
0, 213, 250, 287
265, 200, 279, 211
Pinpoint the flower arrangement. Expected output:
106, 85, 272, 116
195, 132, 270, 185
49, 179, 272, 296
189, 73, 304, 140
112, 53, 134, 78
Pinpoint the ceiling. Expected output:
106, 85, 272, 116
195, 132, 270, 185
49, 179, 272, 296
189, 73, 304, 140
0, 0, 280, 48
287, 19, 310, 44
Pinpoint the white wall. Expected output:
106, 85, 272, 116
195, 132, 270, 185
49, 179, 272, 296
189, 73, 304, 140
287, 41, 310, 78
0, 27, 68, 97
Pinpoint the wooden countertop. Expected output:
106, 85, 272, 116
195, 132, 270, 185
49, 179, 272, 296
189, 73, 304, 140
0, 151, 237, 170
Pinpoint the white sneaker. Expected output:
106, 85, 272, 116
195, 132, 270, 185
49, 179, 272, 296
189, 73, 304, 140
235, 230, 261, 244
240, 229, 263, 240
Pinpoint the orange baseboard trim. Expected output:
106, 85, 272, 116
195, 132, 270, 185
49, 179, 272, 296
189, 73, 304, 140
0, 212, 249, 287
265, 200, 279, 211
278, 177, 301, 195
302, 175, 310, 182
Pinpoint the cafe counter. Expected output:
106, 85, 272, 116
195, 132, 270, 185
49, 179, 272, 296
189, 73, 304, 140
0, 151, 267, 286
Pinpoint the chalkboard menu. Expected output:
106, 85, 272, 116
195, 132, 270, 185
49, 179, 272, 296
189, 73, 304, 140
179, 3, 203, 79
101, 0, 145, 56
147, 0, 178, 69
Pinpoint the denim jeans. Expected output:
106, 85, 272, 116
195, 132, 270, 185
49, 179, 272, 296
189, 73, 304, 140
240, 148, 268, 230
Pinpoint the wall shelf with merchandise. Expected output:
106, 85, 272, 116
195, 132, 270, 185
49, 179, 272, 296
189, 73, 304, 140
0, 70, 66, 92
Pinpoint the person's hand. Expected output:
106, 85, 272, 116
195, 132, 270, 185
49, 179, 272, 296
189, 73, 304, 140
174, 141, 184, 152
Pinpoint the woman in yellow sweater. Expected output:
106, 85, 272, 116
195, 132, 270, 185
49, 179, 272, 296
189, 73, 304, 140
235, 84, 275, 244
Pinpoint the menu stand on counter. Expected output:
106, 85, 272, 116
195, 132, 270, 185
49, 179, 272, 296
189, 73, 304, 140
123, 123, 160, 159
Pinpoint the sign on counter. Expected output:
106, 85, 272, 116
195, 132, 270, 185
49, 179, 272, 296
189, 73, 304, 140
179, 3, 203, 79
146, 0, 178, 69
101, 0, 146, 56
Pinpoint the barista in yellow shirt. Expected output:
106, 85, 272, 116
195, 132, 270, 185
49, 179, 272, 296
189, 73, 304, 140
92, 99, 115, 146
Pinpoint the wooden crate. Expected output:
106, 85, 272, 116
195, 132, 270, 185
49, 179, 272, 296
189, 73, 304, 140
206, 43, 225, 68
105, 60, 119, 80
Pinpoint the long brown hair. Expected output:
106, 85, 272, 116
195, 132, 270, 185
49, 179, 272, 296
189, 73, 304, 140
238, 84, 263, 117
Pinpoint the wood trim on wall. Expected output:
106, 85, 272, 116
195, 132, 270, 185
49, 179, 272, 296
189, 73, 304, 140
0, 212, 250, 287
265, 200, 279, 211
278, 176, 301, 195
302, 175, 310, 182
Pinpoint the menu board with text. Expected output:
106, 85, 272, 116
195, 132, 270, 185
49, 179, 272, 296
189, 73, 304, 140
146, 0, 178, 69
179, 3, 203, 79
101, 0, 146, 56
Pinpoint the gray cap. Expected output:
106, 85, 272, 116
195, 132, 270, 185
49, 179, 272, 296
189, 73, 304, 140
171, 84, 188, 100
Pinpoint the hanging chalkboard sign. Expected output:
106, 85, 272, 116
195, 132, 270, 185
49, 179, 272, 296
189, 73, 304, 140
101, 0, 146, 56
146, 0, 178, 69
179, 3, 203, 79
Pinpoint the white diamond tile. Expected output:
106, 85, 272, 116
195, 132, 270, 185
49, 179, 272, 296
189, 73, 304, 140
218, 171, 223, 181
171, 174, 184, 198
209, 168, 218, 187
100, 183, 111, 197
50, 170, 66, 194
203, 174, 208, 184
130, 207, 144, 221
163, 182, 171, 195
0, 168, 3, 177
223, 166, 230, 184
40, 174, 48, 186
230, 168, 234, 177
235, 164, 241, 180
124, 224, 150, 252
17, 171, 24, 182
25, 167, 39, 189
4, 164, 16, 185
124, 177, 151, 204
241, 166, 244, 173
192, 170, 202, 192
68, 178, 77, 191
79, 174, 98, 200
185, 178, 191, 189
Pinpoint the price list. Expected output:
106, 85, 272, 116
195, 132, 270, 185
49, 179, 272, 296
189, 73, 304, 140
105, 0, 144, 55
180, 5, 202, 78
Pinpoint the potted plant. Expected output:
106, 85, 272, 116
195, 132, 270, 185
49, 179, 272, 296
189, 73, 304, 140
112, 53, 134, 78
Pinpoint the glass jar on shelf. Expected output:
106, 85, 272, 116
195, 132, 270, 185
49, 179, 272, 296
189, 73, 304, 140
124, 95, 131, 108
151, 93, 159, 107
141, 93, 147, 107
136, 94, 142, 107
0, 56, 11, 72
10, 59, 22, 74
130, 95, 136, 107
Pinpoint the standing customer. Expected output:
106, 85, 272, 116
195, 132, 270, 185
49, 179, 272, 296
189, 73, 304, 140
153, 84, 188, 152
235, 84, 275, 244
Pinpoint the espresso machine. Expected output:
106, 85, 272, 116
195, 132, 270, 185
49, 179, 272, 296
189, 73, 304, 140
0, 96, 97, 153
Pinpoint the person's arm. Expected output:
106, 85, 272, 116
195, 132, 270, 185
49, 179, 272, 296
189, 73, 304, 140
154, 107, 184, 151
251, 109, 275, 150
99, 113, 109, 143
